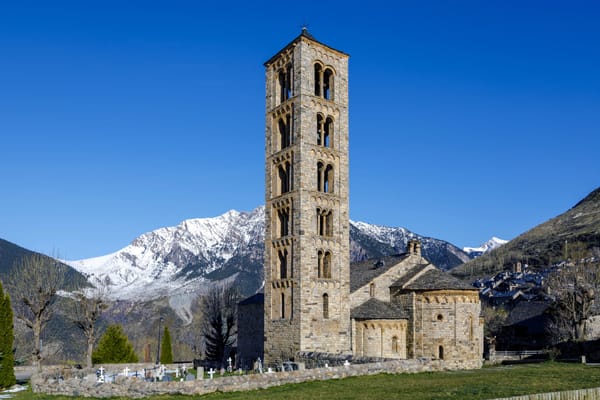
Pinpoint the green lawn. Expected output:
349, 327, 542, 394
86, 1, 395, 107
10, 362, 600, 400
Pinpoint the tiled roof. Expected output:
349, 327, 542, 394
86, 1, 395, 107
392, 265, 476, 291
351, 298, 409, 320
350, 254, 410, 292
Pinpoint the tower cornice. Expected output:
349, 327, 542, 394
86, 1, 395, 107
264, 29, 349, 67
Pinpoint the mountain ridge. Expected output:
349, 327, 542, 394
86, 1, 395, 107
64, 206, 476, 310
453, 186, 600, 280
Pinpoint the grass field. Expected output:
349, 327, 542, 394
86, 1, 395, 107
9, 362, 600, 400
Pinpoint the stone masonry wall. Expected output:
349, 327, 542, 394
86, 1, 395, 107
264, 33, 351, 364
31, 358, 482, 398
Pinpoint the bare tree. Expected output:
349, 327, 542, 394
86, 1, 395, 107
201, 284, 240, 365
7, 254, 65, 371
544, 242, 599, 343
68, 278, 110, 368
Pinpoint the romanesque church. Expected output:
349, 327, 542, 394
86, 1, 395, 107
237, 30, 483, 369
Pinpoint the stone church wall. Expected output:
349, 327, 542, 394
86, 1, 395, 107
353, 319, 407, 359
350, 255, 426, 309
412, 291, 483, 362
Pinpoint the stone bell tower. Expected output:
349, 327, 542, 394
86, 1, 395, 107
263, 29, 351, 364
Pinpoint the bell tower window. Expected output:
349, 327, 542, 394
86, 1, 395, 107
278, 114, 292, 150
314, 63, 335, 101
322, 293, 329, 319
278, 207, 290, 237
323, 251, 331, 278
323, 68, 334, 100
317, 162, 334, 193
278, 248, 288, 279
316, 208, 333, 237
316, 114, 333, 148
278, 64, 293, 104
277, 161, 292, 195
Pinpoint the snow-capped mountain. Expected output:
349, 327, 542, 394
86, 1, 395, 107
67, 207, 265, 322
67, 206, 473, 320
350, 221, 472, 269
463, 237, 508, 258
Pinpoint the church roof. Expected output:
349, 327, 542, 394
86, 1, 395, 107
351, 298, 409, 320
264, 28, 349, 66
350, 254, 410, 292
392, 266, 476, 292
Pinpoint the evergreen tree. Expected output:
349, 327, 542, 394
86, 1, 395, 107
0, 282, 16, 388
160, 326, 173, 364
92, 324, 138, 364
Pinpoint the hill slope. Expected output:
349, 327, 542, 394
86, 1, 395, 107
453, 187, 600, 280
0, 238, 88, 288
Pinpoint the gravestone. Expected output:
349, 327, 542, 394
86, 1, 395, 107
196, 367, 204, 380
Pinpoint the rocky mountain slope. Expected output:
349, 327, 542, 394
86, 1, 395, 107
65, 206, 474, 310
453, 187, 600, 280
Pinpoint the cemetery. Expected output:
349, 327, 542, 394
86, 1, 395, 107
29, 358, 480, 398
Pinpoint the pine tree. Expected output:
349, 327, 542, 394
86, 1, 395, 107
0, 282, 16, 388
160, 326, 173, 364
92, 325, 138, 364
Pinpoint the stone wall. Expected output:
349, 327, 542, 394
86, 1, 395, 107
353, 319, 407, 359
264, 32, 351, 364
400, 290, 483, 363
31, 358, 481, 398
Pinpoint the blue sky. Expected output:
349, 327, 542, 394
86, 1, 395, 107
1, 1, 599, 260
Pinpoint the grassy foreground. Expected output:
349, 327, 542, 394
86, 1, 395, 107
11, 362, 600, 400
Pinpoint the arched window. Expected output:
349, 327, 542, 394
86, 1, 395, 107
278, 249, 288, 279
278, 116, 292, 150
323, 252, 332, 279
438, 346, 444, 360
317, 162, 324, 191
392, 336, 399, 353
324, 164, 333, 193
316, 114, 324, 145
316, 208, 333, 237
314, 64, 322, 96
369, 283, 375, 297
323, 68, 334, 100
278, 208, 289, 237
324, 117, 333, 147
317, 162, 334, 193
278, 64, 292, 103
281, 293, 286, 319
323, 293, 329, 319
317, 250, 323, 278
468, 315, 474, 341
278, 161, 292, 195
315, 63, 334, 100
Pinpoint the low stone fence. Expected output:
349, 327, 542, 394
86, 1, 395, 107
491, 387, 600, 400
31, 358, 481, 398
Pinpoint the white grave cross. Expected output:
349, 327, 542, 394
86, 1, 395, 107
123, 367, 130, 377
208, 368, 216, 380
